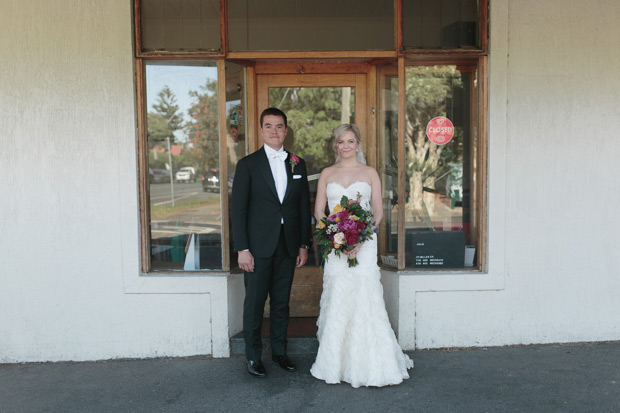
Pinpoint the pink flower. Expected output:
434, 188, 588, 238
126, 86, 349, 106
336, 210, 349, 220
338, 218, 357, 232
289, 154, 300, 172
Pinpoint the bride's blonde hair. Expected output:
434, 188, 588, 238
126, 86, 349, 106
332, 124, 366, 164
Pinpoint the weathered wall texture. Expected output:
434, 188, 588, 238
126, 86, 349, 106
0, 1, 216, 362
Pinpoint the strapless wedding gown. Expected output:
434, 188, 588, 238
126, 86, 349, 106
310, 181, 413, 388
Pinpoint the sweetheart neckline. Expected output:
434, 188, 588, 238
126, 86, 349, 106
326, 181, 371, 190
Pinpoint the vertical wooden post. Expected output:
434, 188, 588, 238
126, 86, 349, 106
218, 59, 230, 271
220, 0, 228, 54
134, 0, 142, 55
366, 65, 377, 169
246, 66, 257, 153
394, 0, 403, 53
397, 56, 406, 270
135, 58, 151, 272
477, 56, 488, 271
375, 66, 387, 257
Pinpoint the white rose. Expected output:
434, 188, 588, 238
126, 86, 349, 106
333, 232, 345, 246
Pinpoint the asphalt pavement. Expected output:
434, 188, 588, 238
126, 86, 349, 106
1, 341, 619, 413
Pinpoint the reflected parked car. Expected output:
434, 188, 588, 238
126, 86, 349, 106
175, 166, 196, 183
149, 168, 171, 184
201, 168, 220, 192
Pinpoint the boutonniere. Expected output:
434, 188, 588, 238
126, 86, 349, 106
289, 154, 300, 173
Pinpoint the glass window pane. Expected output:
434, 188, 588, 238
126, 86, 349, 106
145, 61, 222, 271
269, 86, 355, 268
141, 0, 220, 52
377, 69, 399, 268
403, 0, 479, 49
404, 65, 477, 269
228, 0, 393, 51
267, 86, 355, 316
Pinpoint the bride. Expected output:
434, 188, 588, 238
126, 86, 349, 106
310, 124, 414, 388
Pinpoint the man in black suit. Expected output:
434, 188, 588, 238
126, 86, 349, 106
231, 108, 311, 377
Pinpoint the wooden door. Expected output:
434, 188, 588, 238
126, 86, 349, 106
256, 73, 367, 317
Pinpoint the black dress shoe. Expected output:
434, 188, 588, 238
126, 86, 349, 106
247, 360, 266, 377
272, 355, 297, 372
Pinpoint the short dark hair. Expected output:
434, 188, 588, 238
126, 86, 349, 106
260, 107, 287, 128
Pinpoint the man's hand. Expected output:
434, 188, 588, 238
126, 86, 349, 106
296, 248, 309, 267
238, 250, 255, 272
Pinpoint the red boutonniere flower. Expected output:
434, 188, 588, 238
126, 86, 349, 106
289, 154, 300, 173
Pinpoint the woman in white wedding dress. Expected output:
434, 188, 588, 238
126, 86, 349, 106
310, 124, 413, 388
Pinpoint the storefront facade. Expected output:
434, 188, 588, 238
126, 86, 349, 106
2, 0, 620, 362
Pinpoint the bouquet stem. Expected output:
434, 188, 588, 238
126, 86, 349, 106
347, 257, 359, 267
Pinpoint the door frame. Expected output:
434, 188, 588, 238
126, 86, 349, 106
248, 62, 377, 317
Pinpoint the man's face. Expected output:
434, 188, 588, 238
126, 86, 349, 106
260, 115, 288, 150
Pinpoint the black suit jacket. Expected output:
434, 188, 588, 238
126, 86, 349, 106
231, 147, 311, 258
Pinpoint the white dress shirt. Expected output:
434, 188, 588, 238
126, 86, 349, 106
264, 145, 288, 204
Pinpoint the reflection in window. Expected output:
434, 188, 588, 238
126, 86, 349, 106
377, 70, 399, 268
269, 86, 355, 267
228, 0, 393, 51
404, 65, 477, 269
145, 62, 221, 271
140, 0, 220, 52
402, 0, 480, 49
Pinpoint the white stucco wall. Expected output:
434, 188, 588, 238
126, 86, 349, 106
397, 0, 620, 350
2, 0, 620, 362
0, 1, 234, 362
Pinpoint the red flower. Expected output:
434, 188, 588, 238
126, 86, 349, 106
345, 231, 359, 246
289, 153, 300, 173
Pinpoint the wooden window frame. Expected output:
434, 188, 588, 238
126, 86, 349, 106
134, 0, 228, 58
398, 0, 488, 55
395, 56, 487, 271
133, 0, 488, 273
134, 0, 487, 57
135, 58, 230, 273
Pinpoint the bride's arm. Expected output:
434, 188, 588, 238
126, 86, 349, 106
314, 171, 328, 223
369, 168, 383, 228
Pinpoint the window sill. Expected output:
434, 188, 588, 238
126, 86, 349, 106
392, 269, 504, 293
124, 269, 238, 294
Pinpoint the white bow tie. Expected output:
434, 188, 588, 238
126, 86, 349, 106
270, 151, 288, 162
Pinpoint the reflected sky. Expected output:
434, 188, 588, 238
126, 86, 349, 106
146, 64, 218, 142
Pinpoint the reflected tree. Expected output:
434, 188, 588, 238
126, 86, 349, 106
271, 87, 354, 170
148, 86, 184, 143
186, 79, 220, 172
147, 86, 184, 169
405, 66, 463, 221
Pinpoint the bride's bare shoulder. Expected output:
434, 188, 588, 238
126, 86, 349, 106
320, 165, 338, 177
361, 164, 380, 178
318, 166, 337, 184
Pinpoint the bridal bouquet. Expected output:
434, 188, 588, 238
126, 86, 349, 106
314, 193, 375, 267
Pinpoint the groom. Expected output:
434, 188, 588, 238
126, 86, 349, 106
231, 107, 311, 378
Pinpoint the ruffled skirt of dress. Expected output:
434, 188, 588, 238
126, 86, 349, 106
310, 238, 414, 388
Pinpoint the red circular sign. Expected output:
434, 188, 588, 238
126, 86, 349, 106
426, 116, 454, 145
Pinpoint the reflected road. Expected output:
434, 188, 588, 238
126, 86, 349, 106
149, 182, 218, 205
